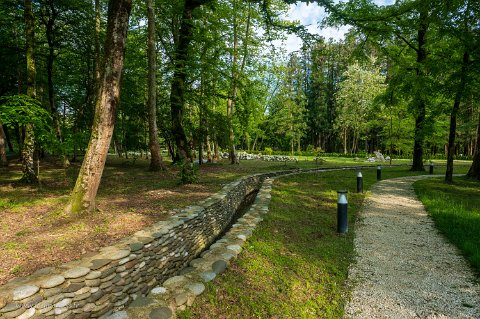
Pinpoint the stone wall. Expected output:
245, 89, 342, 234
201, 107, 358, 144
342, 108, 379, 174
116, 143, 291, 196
0, 173, 271, 319
0, 166, 371, 319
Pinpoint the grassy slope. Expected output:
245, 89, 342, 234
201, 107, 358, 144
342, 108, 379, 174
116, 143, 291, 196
414, 177, 480, 274
179, 166, 472, 319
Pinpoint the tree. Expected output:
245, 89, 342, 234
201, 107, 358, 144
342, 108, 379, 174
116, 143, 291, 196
67, 0, 132, 214
0, 123, 7, 166
226, 0, 253, 164
328, 0, 435, 170
170, 0, 212, 163
267, 54, 307, 153
146, 0, 165, 171
23, 0, 39, 184
0, 95, 53, 172
335, 60, 386, 154
467, 113, 480, 180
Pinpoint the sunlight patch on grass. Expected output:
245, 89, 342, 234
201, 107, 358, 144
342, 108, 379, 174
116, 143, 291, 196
414, 177, 480, 273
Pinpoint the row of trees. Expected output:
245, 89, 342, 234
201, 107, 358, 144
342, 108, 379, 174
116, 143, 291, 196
0, 0, 479, 215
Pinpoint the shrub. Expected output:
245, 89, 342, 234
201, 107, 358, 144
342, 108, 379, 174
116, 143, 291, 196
179, 161, 198, 184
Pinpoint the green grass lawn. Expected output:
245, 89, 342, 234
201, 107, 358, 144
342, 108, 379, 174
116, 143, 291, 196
179, 165, 472, 319
414, 177, 480, 274
0, 155, 471, 286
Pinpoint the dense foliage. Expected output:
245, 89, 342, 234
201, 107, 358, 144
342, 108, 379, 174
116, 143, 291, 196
0, 0, 479, 185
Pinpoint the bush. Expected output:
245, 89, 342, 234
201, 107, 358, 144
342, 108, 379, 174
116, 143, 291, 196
179, 161, 198, 184
263, 147, 273, 155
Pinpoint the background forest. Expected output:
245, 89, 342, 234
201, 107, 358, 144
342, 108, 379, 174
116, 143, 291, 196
0, 0, 479, 210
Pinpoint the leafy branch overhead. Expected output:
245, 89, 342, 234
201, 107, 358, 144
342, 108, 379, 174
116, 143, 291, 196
0, 94, 52, 133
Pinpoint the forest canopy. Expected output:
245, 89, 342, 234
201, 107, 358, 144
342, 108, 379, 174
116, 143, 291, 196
0, 0, 479, 212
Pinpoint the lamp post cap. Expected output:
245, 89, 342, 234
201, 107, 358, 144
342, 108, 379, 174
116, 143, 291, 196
337, 190, 348, 194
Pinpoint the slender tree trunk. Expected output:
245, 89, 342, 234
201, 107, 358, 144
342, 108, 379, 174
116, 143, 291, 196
446, 52, 469, 183
4, 126, 13, 152
22, 0, 38, 184
226, 0, 238, 165
146, 0, 164, 171
467, 111, 480, 180
214, 140, 219, 161
67, 0, 132, 214
206, 134, 212, 162
0, 123, 8, 166
95, 0, 101, 89
411, 11, 428, 171
227, 0, 252, 165
170, 0, 209, 162
252, 134, 258, 151
43, 0, 68, 167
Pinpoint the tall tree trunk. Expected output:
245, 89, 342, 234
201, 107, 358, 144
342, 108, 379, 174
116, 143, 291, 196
467, 111, 480, 180
170, 0, 209, 162
22, 0, 38, 184
43, 0, 68, 167
410, 10, 428, 171
4, 126, 13, 152
227, 13, 238, 163
67, 0, 132, 214
146, 0, 164, 171
214, 140, 219, 161
227, 0, 252, 165
95, 0, 101, 89
446, 52, 469, 183
206, 134, 212, 162
0, 123, 8, 166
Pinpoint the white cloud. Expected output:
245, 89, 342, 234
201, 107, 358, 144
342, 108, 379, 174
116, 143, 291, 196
373, 0, 396, 6
274, 0, 395, 54
274, 2, 347, 54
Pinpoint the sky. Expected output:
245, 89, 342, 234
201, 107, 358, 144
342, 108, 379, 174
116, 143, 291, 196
278, 0, 396, 54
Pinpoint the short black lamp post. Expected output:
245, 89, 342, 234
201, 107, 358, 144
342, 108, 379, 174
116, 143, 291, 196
429, 162, 434, 175
377, 165, 382, 181
337, 190, 348, 234
356, 171, 363, 193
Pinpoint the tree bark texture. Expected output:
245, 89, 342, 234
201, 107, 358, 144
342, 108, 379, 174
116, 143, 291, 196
22, 0, 38, 184
0, 123, 8, 166
43, 0, 68, 167
146, 0, 164, 171
4, 125, 13, 152
467, 112, 480, 180
95, 0, 101, 88
67, 0, 132, 214
170, 0, 205, 162
446, 52, 469, 183
410, 10, 428, 171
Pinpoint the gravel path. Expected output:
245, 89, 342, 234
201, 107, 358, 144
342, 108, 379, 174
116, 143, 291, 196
345, 176, 480, 319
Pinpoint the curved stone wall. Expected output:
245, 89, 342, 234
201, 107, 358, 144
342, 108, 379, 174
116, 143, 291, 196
0, 171, 286, 319
0, 166, 369, 319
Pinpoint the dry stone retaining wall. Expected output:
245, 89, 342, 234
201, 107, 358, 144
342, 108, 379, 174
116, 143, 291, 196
0, 166, 368, 319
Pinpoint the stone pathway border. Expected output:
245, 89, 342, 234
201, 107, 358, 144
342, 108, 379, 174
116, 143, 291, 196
345, 176, 480, 319
109, 166, 372, 319
0, 164, 382, 319
112, 177, 275, 319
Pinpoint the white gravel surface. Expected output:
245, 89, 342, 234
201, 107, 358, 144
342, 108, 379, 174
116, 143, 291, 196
345, 176, 480, 319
